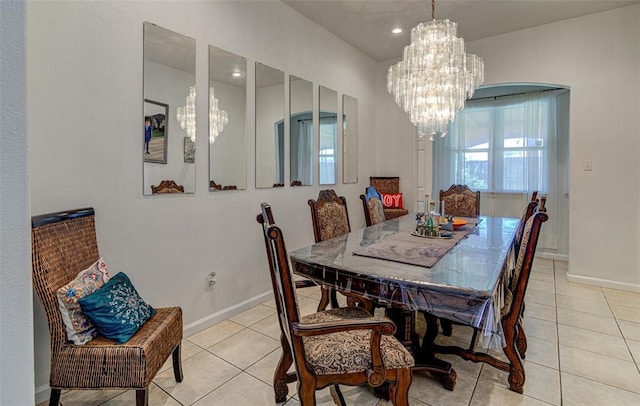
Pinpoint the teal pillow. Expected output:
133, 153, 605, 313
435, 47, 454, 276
78, 272, 156, 344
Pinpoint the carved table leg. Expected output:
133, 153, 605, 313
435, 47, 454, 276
385, 308, 457, 391
416, 312, 457, 391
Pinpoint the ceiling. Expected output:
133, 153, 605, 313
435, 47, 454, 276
282, 0, 640, 62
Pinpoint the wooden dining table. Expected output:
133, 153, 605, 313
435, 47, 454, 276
289, 214, 519, 390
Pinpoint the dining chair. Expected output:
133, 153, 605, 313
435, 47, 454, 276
436, 184, 481, 336
513, 193, 542, 260
257, 203, 414, 405
360, 186, 386, 226
369, 177, 409, 220
307, 190, 351, 310
31, 208, 183, 406
508, 197, 541, 359
439, 184, 480, 218
431, 208, 549, 394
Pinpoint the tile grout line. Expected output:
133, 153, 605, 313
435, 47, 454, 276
602, 290, 640, 377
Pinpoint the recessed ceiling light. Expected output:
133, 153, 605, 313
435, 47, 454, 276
232, 71, 242, 77
391, 27, 403, 34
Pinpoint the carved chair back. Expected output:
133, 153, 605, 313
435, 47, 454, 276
151, 179, 184, 194
369, 176, 400, 195
439, 184, 480, 218
514, 200, 539, 256
504, 209, 549, 321
360, 186, 386, 226
257, 204, 301, 350
308, 189, 351, 243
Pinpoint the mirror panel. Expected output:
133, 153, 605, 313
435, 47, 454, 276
342, 94, 359, 184
209, 46, 247, 191
319, 86, 337, 185
290, 75, 313, 187
144, 99, 168, 163
255, 63, 286, 189
143, 22, 196, 195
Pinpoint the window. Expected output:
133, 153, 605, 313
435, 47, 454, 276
319, 117, 337, 184
436, 91, 556, 194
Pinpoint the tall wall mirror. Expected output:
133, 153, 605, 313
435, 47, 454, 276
255, 63, 285, 189
290, 75, 313, 186
209, 46, 247, 191
342, 94, 359, 184
143, 22, 196, 195
319, 86, 337, 185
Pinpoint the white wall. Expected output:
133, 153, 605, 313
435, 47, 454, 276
374, 59, 423, 212
27, 0, 376, 401
0, 1, 34, 405
467, 5, 640, 289
377, 5, 640, 289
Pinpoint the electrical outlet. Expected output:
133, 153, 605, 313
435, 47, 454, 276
205, 272, 216, 291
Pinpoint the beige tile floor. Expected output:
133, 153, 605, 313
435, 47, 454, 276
42, 259, 640, 406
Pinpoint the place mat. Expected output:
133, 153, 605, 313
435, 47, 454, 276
353, 220, 479, 268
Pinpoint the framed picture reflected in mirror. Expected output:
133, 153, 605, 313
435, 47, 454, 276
183, 136, 195, 163
144, 99, 168, 164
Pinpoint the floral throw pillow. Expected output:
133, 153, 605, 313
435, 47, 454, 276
381, 193, 404, 209
78, 272, 156, 344
56, 258, 110, 345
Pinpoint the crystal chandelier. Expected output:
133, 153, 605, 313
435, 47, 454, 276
176, 86, 196, 142
387, 0, 484, 140
209, 87, 228, 144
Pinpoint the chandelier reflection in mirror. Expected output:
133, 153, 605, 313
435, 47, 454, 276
177, 86, 196, 142
209, 87, 228, 144
387, 0, 484, 140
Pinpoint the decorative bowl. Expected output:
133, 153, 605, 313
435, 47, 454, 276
441, 217, 467, 230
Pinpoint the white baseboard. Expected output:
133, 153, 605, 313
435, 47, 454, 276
35, 384, 50, 405
537, 252, 568, 261
34, 291, 273, 404
566, 273, 640, 293
183, 290, 273, 338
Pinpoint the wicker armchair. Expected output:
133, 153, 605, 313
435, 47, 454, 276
257, 203, 414, 405
369, 177, 409, 220
31, 208, 183, 406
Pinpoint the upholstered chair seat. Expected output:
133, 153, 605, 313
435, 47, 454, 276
301, 308, 414, 376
